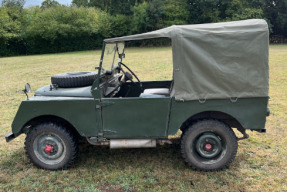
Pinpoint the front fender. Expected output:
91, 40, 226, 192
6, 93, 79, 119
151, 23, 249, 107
11, 96, 101, 137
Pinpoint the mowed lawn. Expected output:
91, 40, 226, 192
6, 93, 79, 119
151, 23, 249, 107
0, 45, 286, 191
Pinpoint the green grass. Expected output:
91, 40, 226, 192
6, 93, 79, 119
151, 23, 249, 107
0, 45, 286, 191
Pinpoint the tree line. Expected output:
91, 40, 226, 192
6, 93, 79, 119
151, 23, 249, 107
0, 0, 286, 56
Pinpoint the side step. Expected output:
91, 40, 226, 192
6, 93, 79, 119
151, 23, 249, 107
86, 138, 172, 149
110, 139, 156, 149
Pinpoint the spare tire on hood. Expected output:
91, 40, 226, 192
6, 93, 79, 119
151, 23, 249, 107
51, 72, 98, 88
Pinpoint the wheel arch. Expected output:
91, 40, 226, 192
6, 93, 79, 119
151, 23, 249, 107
179, 111, 245, 133
21, 115, 81, 138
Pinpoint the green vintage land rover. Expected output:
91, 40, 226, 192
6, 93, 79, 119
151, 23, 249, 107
5, 19, 269, 171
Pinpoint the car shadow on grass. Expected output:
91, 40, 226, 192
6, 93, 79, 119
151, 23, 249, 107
1, 141, 243, 174
0, 142, 243, 171
0, 143, 183, 169
0, 143, 246, 191
74, 142, 189, 170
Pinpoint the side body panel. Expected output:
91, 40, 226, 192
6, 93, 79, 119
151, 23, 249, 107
11, 95, 268, 139
12, 97, 101, 137
101, 97, 171, 138
168, 97, 269, 135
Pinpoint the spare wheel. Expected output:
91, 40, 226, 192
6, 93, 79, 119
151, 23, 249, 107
51, 72, 98, 88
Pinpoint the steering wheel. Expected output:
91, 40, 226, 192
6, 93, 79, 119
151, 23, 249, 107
119, 62, 143, 92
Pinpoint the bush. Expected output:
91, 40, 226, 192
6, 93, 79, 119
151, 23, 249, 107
0, 0, 286, 57
23, 6, 105, 54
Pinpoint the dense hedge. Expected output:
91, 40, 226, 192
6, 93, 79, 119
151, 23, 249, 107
0, 0, 286, 57
0, 6, 116, 55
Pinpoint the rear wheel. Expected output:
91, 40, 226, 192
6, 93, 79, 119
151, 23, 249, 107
181, 119, 238, 171
25, 122, 78, 170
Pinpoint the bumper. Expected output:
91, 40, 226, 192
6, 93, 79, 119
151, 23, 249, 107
267, 107, 270, 116
5, 132, 16, 142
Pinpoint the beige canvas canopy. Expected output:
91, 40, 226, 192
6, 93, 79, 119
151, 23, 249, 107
105, 19, 269, 101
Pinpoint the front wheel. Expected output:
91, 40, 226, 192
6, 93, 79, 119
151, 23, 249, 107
25, 122, 78, 170
181, 119, 238, 171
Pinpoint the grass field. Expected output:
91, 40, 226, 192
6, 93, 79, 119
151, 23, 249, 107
0, 45, 286, 191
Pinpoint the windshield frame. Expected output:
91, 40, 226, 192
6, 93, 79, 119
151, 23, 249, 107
98, 42, 125, 75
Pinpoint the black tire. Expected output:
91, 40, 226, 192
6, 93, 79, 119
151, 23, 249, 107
181, 119, 238, 171
25, 122, 78, 170
51, 71, 97, 88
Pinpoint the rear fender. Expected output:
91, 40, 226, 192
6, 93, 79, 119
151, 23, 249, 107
168, 97, 268, 135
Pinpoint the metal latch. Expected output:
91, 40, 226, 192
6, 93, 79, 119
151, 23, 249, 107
96, 101, 115, 109
198, 98, 206, 104
230, 97, 238, 103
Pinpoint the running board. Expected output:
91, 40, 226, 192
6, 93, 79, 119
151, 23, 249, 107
110, 139, 156, 149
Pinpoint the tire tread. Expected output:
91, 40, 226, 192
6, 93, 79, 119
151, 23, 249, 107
25, 122, 78, 170
51, 72, 97, 88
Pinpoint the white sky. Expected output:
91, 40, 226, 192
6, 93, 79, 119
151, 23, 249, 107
0, 0, 73, 7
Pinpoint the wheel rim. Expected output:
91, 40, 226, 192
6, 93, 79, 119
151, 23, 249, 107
195, 132, 223, 159
33, 133, 66, 165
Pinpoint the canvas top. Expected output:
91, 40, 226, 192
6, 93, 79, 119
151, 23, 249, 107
105, 19, 269, 101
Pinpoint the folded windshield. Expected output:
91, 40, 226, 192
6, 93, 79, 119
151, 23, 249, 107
101, 43, 124, 73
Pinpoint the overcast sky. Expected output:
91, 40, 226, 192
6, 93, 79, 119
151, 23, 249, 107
0, 0, 73, 7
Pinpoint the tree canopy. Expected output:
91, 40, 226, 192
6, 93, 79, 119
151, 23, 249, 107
0, 0, 286, 56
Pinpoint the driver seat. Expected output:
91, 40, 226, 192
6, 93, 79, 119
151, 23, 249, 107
143, 88, 170, 95
139, 82, 173, 98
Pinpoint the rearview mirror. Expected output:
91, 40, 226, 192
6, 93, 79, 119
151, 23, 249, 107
23, 83, 31, 100
24, 83, 31, 93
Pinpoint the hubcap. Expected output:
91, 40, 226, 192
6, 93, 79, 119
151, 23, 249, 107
205, 143, 212, 150
44, 145, 54, 154
195, 132, 222, 159
33, 133, 66, 165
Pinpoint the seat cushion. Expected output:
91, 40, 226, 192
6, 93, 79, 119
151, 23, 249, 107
143, 88, 170, 96
139, 93, 167, 98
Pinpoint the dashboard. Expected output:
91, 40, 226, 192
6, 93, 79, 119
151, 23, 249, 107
100, 73, 123, 97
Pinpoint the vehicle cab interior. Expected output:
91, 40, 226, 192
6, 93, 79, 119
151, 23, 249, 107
99, 42, 173, 99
